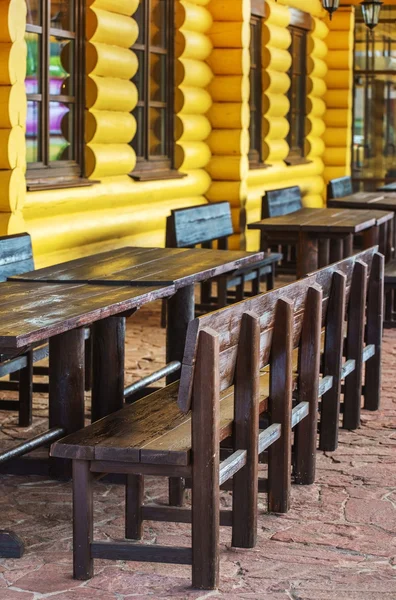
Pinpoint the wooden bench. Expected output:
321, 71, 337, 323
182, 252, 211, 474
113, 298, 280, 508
166, 202, 282, 310
327, 176, 354, 200
259, 186, 302, 274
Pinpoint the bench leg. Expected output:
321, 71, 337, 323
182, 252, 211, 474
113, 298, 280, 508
266, 265, 275, 290
84, 334, 92, 392
364, 253, 384, 411
18, 349, 33, 427
126, 474, 144, 540
294, 286, 321, 485
168, 478, 185, 507
216, 277, 228, 309
268, 299, 293, 513
73, 460, 94, 580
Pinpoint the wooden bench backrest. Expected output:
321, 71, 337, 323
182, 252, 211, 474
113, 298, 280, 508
327, 176, 353, 200
0, 233, 34, 282
261, 186, 302, 219
166, 202, 234, 249
178, 247, 380, 412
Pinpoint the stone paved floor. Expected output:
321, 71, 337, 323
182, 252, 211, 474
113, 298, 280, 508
0, 300, 395, 599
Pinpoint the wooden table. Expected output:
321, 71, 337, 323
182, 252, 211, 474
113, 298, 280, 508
327, 192, 396, 261
0, 245, 263, 556
248, 207, 393, 278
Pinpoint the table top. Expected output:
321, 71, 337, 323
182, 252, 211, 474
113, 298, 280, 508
328, 191, 396, 212
1, 246, 263, 349
10, 246, 264, 288
247, 207, 393, 234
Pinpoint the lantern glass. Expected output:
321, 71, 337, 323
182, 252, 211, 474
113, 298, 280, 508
322, 0, 340, 19
361, 1, 383, 30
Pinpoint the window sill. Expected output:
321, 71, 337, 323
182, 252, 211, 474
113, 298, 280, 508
27, 178, 99, 192
284, 156, 312, 167
129, 169, 187, 182
249, 162, 272, 171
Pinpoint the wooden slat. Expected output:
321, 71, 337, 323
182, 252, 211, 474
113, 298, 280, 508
362, 343, 375, 362
219, 449, 247, 486
258, 424, 281, 454
318, 375, 333, 397
91, 541, 192, 564
291, 401, 309, 428
170, 202, 234, 248
341, 358, 356, 379
141, 505, 233, 527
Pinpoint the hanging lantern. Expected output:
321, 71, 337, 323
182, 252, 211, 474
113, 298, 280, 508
361, 1, 383, 30
322, 0, 340, 20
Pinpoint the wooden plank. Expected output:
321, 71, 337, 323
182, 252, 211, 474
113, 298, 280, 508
141, 505, 233, 527
327, 176, 353, 199
258, 424, 281, 454
364, 252, 384, 411
362, 343, 375, 362
125, 474, 143, 540
341, 358, 356, 379
72, 460, 94, 579
262, 187, 302, 218
219, 449, 247, 486
291, 402, 309, 427
91, 541, 192, 564
170, 202, 234, 248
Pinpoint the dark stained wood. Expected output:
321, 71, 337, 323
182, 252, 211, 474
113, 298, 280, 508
319, 271, 346, 452
232, 312, 260, 548
343, 234, 354, 258
343, 261, 368, 430
330, 238, 344, 264
90, 542, 192, 564
72, 460, 93, 580
365, 253, 384, 410
294, 285, 322, 485
297, 233, 318, 279
268, 299, 293, 514
91, 316, 126, 422
363, 224, 379, 248
251, 0, 265, 17
289, 7, 312, 29
191, 329, 220, 589
18, 348, 33, 427
125, 474, 143, 540
318, 238, 330, 268
0, 531, 24, 558
327, 176, 353, 199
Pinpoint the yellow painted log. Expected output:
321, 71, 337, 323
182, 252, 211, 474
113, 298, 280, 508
207, 75, 249, 102
323, 147, 349, 166
87, 0, 139, 16
326, 31, 350, 50
247, 157, 324, 186
0, 211, 25, 236
0, 41, 26, 85
86, 75, 137, 111
0, 0, 26, 43
262, 24, 291, 50
306, 97, 326, 117
307, 57, 328, 80
206, 181, 247, 206
175, 141, 211, 170
307, 137, 325, 158
174, 114, 212, 142
263, 139, 289, 163
0, 167, 25, 211
0, 127, 25, 169
307, 76, 326, 98
262, 117, 289, 141
307, 117, 325, 138
86, 43, 137, 79
326, 50, 351, 71
207, 48, 249, 76
24, 171, 212, 215
308, 37, 327, 60
328, 10, 353, 31
324, 90, 350, 109
175, 58, 213, 88
323, 127, 349, 147
262, 46, 292, 73
86, 8, 138, 48
207, 129, 249, 156
312, 17, 329, 40
0, 83, 26, 128
265, 1, 290, 28
263, 93, 290, 118
175, 86, 212, 115
176, 2, 213, 33
175, 30, 212, 61
207, 102, 249, 129
208, 0, 250, 22
206, 155, 249, 181
323, 166, 349, 183
302, 194, 324, 208
325, 70, 351, 89
262, 70, 290, 95
209, 21, 249, 49
85, 110, 136, 144
86, 144, 136, 178
324, 109, 349, 127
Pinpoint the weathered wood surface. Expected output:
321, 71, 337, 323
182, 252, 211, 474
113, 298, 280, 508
327, 176, 353, 199
328, 192, 396, 212
168, 202, 233, 248
0, 233, 34, 283
262, 186, 302, 218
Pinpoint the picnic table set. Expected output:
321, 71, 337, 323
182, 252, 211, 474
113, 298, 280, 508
0, 178, 390, 589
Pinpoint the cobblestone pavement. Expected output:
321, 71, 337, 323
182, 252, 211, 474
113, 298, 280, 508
0, 301, 395, 599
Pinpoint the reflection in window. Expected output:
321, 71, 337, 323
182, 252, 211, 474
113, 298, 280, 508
25, 0, 84, 184
286, 26, 307, 160
131, 0, 174, 177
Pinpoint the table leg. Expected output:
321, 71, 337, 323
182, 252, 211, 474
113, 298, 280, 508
166, 284, 194, 507
363, 225, 379, 249
318, 239, 330, 268
386, 217, 394, 261
297, 233, 318, 278
49, 328, 85, 477
343, 234, 354, 258
378, 223, 387, 257
91, 316, 126, 422
329, 238, 344, 263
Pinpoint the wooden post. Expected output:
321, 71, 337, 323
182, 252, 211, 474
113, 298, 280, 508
191, 329, 220, 590
73, 459, 94, 580
319, 271, 346, 451
294, 285, 322, 485
232, 312, 260, 548
91, 316, 125, 422
329, 238, 344, 263
343, 234, 354, 258
364, 253, 384, 411
18, 348, 33, 427
343, 261, 367, 430
363, 225, 379, 248
268, 298, 293, 513
297, 233, 318, 278
125, 474, 144, 540
318, 238, 330, 268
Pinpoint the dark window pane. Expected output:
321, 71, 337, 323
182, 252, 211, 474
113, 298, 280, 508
149, 107, 167, 156
26, 0, 41, 26
50, 37, 74, 95
287, 26, 307, 157
26, 101, 41, 163
49, 101, 71, 161
135, 0, 145, 44
26, 32, 41, 94
50, 0, 74, 31
151, 0, 167, 48
150, 52, 166, 102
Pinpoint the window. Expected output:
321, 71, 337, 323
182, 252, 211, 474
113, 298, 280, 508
25, 0, 86, 189
286, 24, 308, 163
249, 14, 263, 167
131, 0, 176, 180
